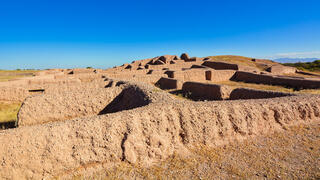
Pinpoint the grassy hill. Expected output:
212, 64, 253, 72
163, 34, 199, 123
207, 55, 277, 70
283, 60, 320, 72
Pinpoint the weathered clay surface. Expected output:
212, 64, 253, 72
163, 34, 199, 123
232, 71, 320, 89
182, 82, 232, 100
0, 80, 319, 179
0, 53, 320, 179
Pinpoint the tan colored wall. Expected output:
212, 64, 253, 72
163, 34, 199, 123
266, 65, 296, 75
0, 87, 29, 101
182, 82, 232, 100
0, 81, 319, 179
202, 61, 239, 70
232, 71, 320, 89
206, 70, 236, 82
167, 69, 207, 82
155, 77, 183, 90
229, 88, 293, 100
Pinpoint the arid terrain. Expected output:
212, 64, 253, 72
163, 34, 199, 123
0, 54, 319, 179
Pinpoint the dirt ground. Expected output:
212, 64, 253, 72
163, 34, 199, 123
71, 122, 320, 180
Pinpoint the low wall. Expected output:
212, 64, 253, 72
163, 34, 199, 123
0, 87, 29, 102
165, 69, 207, 82
155, 77, 183, 90
202, 61, 239, 70
69, 69, 96, 74
17, 86, 124, 127
266, 65, 296, 75
229, 88, 294, 100
206, 70, 236, 82
232, 71, 320, 89
182, 82, 232, 100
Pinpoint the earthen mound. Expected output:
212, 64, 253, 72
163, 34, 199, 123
0, 79, 319, 179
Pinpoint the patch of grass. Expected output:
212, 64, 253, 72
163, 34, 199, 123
0, 101, 21, 123
0, 70, 38, 82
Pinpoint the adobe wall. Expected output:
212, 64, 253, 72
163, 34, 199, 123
155, 77, 183, 90
17, 86, 124, 127
229, 88, 294, 100
202, 61, 239, 70
206, 70, 236, 82
0, 87, 29, 102
266, 65, 296, 75
182, 82, 232, 100
166, 69, 207, 82
69, 68, 96, 74
232, 71, 320, 89
1, 83, 319, 179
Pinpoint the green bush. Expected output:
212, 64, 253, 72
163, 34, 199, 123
283, 60, 320, 72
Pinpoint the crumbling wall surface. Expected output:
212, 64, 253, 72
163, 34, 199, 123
17, 86, 125, 127
0, 90, 319, 179
69, 68, 96, 74
229, 88, 294, 100
206, 70, 237, 82
232, 71, 320, 89
182, 82, 232, 100
166, 69, 207, 82
266, 65, 296, 75
155, 77, 183, 90
202, 61, 239, 70
17, 81, 174, 127
0, 87, 29, 101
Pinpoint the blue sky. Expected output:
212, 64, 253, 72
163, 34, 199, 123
0, 0, 319, 69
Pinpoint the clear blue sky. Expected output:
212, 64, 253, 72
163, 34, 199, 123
0, 0, 319, 69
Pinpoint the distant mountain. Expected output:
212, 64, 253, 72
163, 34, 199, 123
274, 58, 319, 63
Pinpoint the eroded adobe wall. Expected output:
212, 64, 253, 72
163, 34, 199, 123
232, 71, 320, 89
206, 70, 236, 82
202, 61, 239, 70
0, 89, 319, 179
17, 85, 124, 127
0, 87, 29, 102
182, 82, 232, 100
155, 77, 183, 90
266, 65, 297, 75
229, 88, 294, 100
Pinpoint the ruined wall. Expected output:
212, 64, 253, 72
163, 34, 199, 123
166, 69, 207, 82
0, 88, 319, 179
155, 77, 183, 90
232, 71, 320, 89
229, 88, 294, 100
206, 70, 236, 82
202, 61, 239, 70
182, 82, 232, 100
69, 68, 96, 74
266, 65, 296, 75
17, 86, 124, 127
0, 87, 29, 102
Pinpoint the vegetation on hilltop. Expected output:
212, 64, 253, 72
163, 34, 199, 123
207, 55, 277, 70
283, 60, 320, 72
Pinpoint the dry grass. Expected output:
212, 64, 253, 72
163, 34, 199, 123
207, 55, 277, 70
70, 122, 320, 179
0, 70, 38, 82
0, 101, 21, 123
